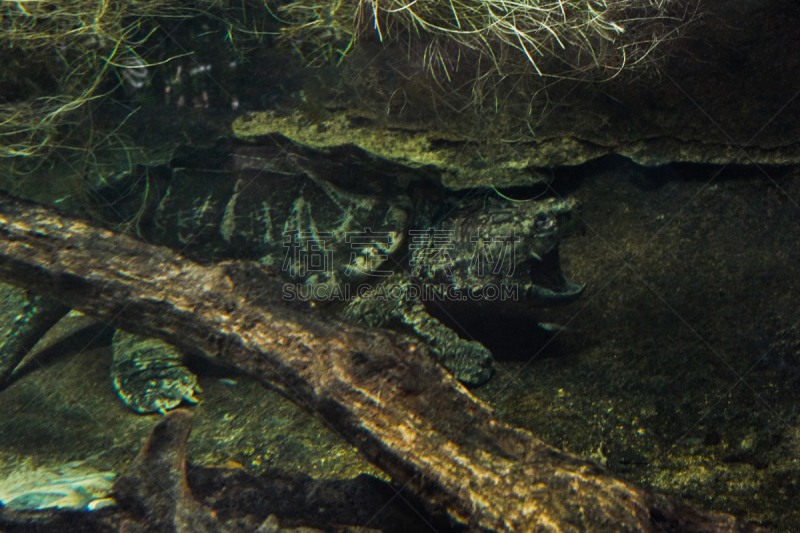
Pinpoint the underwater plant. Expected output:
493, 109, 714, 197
0, 0, 261, 192
2, 0, 171, 160
278, 0, 699, 79
0, 0, 275, 217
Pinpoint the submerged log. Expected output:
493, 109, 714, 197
0, 193, 761, 533
113, 410, 227, 533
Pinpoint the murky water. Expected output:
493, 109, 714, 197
1, 1, 799, 531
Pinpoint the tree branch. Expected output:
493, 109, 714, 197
0, 193, 760, 533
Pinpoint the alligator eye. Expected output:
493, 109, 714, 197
535, 213, 554, 230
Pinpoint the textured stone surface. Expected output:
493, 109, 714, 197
231, 0, 800, 188
232, 110, 555, 189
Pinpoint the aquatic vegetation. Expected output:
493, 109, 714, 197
279, 0, 699, 78
0, 0, 258, 187
0, 460, 115, 511
1, 0, 174, 159
278, 0, 359, 65
0, 0, 697, 195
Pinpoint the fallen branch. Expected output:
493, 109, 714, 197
0, 193, 761, 533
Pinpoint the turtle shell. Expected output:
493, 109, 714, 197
149, 144, 412, 287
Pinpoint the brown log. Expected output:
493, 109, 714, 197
0, 193, 762, 533
113, 409, 228, 533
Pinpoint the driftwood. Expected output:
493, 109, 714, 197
0, 192, 762, 533
113, 410, 226, 533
